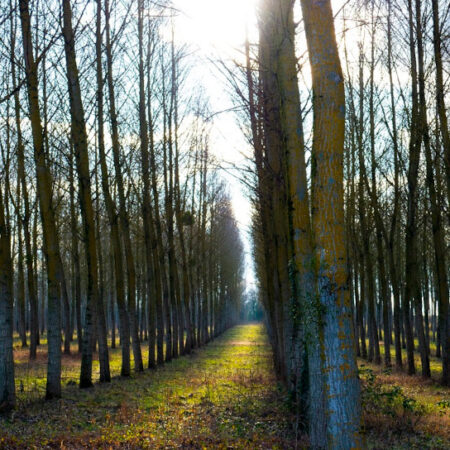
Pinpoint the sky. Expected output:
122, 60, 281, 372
170, 0, 261, 293
170, 0, 347, 293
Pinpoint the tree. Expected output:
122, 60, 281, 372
19, 0, 63, 399
0, 182, 15, 412
96, 0, 131, 377
104, 0, 143, 373
137, 0, 157, 369
61, 0, 110, 386
300, 0, 362, 446
431, 0, 450, 386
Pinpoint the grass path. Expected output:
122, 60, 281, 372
1, 324, 295, 449
2, 324, 449, 449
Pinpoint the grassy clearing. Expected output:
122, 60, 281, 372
359, 342, 450, 449
1, 324, 296, 449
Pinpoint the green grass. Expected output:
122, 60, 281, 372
2, 324, 296, 449
359, 340, 450, 449
4, 327, 449, 449
13, 333, 152, 404
362, 336, 444, 380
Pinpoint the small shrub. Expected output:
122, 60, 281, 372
359, 366, 425, 433
437, 399, 450, 417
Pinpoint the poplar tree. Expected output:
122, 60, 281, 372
19, 0, 63, 399
61, 0, 110, 386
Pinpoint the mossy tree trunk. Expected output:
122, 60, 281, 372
19, 0, 62, 399
300, 0, 363, 446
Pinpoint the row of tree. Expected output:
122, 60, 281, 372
0, 0, 244, 411
231, 0, 362, 447
343, 0, 449, 384
225, 0, 449, 446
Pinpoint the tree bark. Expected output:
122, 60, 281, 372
96, 0, 131, 377
300, 0, 363, 446
0, 183, 15, 412
19, 0, 62, 399
62, 0, 110, 385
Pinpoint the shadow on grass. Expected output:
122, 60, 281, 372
2, 324, 298, 449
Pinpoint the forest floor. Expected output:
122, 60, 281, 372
359, 342, 450, 449
1, 324, 449, 449
1, 324, 297, 449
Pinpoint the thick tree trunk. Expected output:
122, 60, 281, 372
258, 0, 312, 426
300, 0, 363, 446
258, 3, 292, 382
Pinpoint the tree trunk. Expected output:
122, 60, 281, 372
137, 0, 157, 369
10, 24, 37, 354
147, 57, 165, 366
300, 0, 363, 446
431, 0, 450, 386
104, 0, 143, 373
403, 0, 422, 376
19, 0, 62, 399
414, 0, 435, 378
62, 0, 110, 385
258, 0, 312, 427
356, 51, 379, 365
96, 0, 131, 377
368, 9, 390, 367
387, 0, 402, 369
69, 151, 82, 354
0, 184, 15, 412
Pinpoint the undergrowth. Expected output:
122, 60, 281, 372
360, 365, 450, 449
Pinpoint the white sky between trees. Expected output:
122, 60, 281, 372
171, 0, 349, 295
